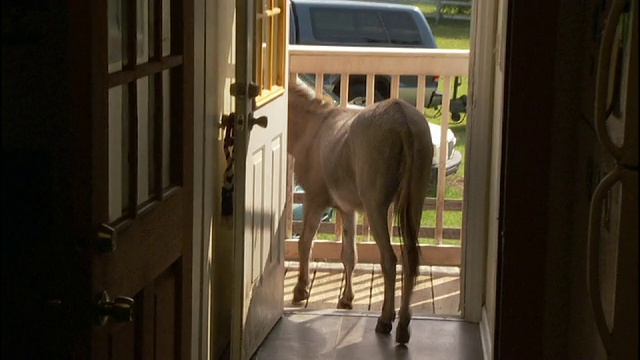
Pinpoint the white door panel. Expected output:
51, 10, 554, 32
239, 97, 288, 359
230, 0, 288, 358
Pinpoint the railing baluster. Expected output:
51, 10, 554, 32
361, 74, 376, 240
362, 213, 371, 242
390, 75, 400, 99
387, 204, 395, 240
331, 72, 343, 240
366, 74, 375, 105
416, 76, 426, 112
435, 76, 452, 245
286, 155, 294, 239
335, 211, 343, 241
340, 73, 350, 107
315, 73, 324, 100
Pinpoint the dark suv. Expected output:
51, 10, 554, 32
290, 0, 442, 107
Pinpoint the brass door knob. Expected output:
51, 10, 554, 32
249, 115, 268, 129
95, 291, 134, 326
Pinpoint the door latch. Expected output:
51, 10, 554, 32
96, 223, 117, 253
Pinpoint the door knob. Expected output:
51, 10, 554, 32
95, 291, 134, 326
219, 113, 268, 130
249, 115, 268, 129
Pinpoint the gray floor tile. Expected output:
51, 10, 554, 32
253, 313, 342, 360
253, 312, 483, 360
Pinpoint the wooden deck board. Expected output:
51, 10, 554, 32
283, 261, 300, 307
284, 262, 460, 317
305, 262, 344, 309
409, 266, 435, 315
350, 263, 374, 311
369, 264, 403, 312
284, 261, 317, 309
431, 266, 461, 316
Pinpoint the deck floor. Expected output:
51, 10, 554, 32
284, 261, 461, 317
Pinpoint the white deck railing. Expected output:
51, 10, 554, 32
287, 45, 470, 266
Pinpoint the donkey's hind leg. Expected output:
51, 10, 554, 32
338, 210, 357, 309
396, 244, 418, 344
366, 204, 397, 334
293, 202, 325, 304
396, 201, 423, 344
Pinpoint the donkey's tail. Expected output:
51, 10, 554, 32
396, 107, 433, 281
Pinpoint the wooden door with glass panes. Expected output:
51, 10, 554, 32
230, 0, 289, 359
84, 0, 194, 357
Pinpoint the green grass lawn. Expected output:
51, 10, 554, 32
429, 21, 471, 50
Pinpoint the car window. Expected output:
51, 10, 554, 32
309, 8, 388, 44
379, 11, 422, 45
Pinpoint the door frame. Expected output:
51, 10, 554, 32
191, 0, 210, 358
194, 0, 510, 358
464, 0, 507, 358
203, 0, 240, 358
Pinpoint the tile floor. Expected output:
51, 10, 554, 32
251, 310, 483, 360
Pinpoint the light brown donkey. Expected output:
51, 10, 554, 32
287, 82, 433, 344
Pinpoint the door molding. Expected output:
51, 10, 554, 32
464, 0, 507, 359
207, 0, 238, 358
191, 0, 210, 358
463, 0, 499, 321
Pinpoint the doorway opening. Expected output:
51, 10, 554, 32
208, 0, 507, 357
283, 5, 473, 321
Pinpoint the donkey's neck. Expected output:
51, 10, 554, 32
288, 109, 324, 161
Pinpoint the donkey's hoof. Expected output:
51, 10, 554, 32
337, 297, 353, 310
292, 286, 309, 304
395, 326, 411, 344
375, 318, 393, 334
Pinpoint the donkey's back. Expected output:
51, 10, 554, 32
318, 99, 433, 214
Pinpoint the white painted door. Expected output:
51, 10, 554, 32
230, 0, 289, 359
